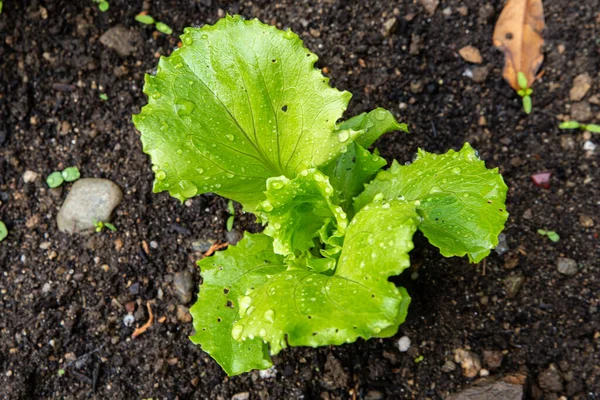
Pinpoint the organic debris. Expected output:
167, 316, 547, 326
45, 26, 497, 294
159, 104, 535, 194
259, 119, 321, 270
132, 302, 154, 339
493, 0, 545, 91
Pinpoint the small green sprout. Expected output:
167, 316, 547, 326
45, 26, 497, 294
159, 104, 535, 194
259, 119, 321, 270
57, 369, 66, 377
46, 171, 64, 188
93, 219, 117, 233
559, 120, 600, 133
516, 72, 533, 114
135, 14, 155, 25
537, 229, 560, 243
0, 2, 3, 14
226, 200, 235, 232
135, 12, 173, 35
414, 355, 424, 363
99, 93, 108, 101
92, 0, 109, 12
47, 166, 81, 188
0, 221, 8, 242
61, 167, 80, 182
155, 22, 173, 35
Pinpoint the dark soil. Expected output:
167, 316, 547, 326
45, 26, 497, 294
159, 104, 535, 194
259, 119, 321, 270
1, 0, 599, 399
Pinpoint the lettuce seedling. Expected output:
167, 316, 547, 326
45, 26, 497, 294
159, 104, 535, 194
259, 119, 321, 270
133, 15, 509, 376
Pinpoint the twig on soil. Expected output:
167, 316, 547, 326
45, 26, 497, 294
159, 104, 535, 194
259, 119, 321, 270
481, 259, 487, 276
203, 242, 229, 258
132, 301, 154, 339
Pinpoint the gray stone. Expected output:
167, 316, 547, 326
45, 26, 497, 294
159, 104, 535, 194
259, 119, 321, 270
447, 378, 523, 400
231, 393, 249, 400
570, 102, 593, 122
99, 25, 143, 57
173, 270, 195, 304
226, 229, 243, 245
57, 178, 123, 233
556, 257, 578, 276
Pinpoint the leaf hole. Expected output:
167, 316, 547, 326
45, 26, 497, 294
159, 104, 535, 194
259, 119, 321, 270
272, 59, 277, 63
307, 315, 312, 319
226, 300, 234, 308
281, 105, 288, 112
312, 332, 318, 336
217, 317, 222, 322
223, 288, 230, 294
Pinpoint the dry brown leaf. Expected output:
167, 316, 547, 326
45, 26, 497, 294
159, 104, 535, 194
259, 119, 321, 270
493, 0, 545, 90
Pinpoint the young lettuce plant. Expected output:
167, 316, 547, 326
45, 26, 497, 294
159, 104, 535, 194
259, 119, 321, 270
133, 15, 509, 376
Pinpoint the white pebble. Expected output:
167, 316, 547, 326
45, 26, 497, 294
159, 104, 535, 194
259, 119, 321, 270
397, 336, 411, 352
583, 140, 596, 152
123, 314, 135, 327
23, 170, 38, 183
258, 366, 277, 379
150, 241, 158, 249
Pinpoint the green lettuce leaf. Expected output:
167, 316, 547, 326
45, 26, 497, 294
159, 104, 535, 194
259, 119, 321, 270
320, 142, 387, 213
339, 108, 408, 149
189, 233, 286, 376
133, 15, 359, 207
354, 143, 508, 263
234, 200, 418, 355
256, 169, 347, 260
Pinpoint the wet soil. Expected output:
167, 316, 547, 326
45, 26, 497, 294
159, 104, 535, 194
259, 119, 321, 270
1, 0, 599, 399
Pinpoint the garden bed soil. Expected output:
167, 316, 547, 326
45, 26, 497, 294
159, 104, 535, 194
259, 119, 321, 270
1, 0, 599, 399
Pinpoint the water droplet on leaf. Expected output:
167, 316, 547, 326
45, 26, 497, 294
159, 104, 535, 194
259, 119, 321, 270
337, 131, 349, 142
264, 309, 275, 323
174, 99, 196, 117
156, 170, 167, 181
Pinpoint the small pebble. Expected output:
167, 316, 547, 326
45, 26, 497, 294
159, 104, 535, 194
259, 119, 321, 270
173, 270, 195, 304
381, 17, 398, 37
150, 240, 158, 249
231, 393, 250, 400
226, 229, 243, 245
23, 170, 39, 183
258, 366, 277, 379
454, 349, 481, 378
494, 233, 509, 255
123, 314, 135, 327
583, 140, 596, 152
442, 360, 456, 372
538, 364, 564, 392
579, 215, 594, 228
177, 305, 192, 323
397, 336, 411, 352
482, 350, 503, 369
56, 178, 123, 234
556, 257, 578, 276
